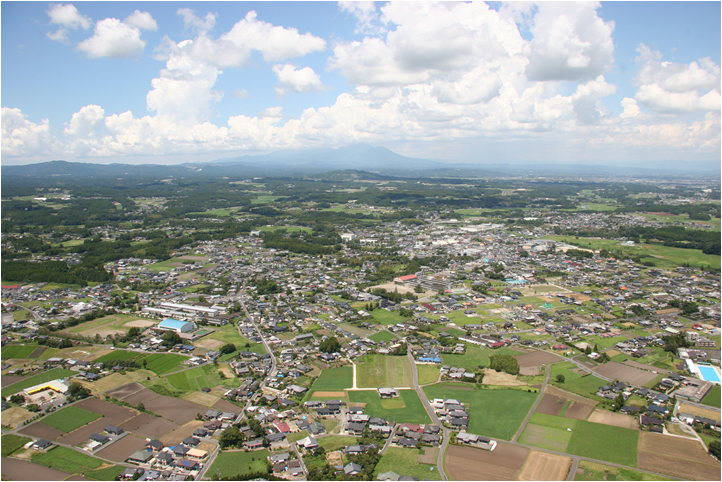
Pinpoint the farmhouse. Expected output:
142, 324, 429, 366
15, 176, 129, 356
378, 388, 399, 398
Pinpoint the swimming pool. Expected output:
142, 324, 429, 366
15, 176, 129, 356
697, 364, 721, 383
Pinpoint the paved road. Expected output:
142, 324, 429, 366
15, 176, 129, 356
407, 348, 448, 481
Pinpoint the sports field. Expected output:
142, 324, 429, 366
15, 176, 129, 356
1, 367, 76, 398
348, 389, 430, 424
311, 366, 353, 390
423, 384, 536, 440
356, 354, 413, 388
702, 384, 720, 407
42, 406, 103, 433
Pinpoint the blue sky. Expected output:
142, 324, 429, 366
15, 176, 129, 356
2, 1, 720, 165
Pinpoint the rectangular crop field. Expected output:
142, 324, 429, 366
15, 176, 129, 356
166, 364, 236, 392
549, 363, 606, 401
92, 350, 138, 364
1, 434, 32, 457
356, 354, 413, 388
567, 420, 638, 467
41, 406, 103, 433
137, 353, 186, 375
210, 449, 271, 479
311, 366, 353, 390
1, 367, 76, 398
2, 344, 37, 360
32, 445, 103, 474
374, 447, 441, 480
574, 461, 671, 481
423, 384, 537, 440
348, 389, 430, 424
442, 345, 522, 371
417, 364, 441, 385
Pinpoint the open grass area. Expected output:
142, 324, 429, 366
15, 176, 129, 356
42, 406, 103, 433
66, 314, 145, 334
1, 434, 31, 457
317, 435, 358, 451
349, 390, 430, 424
166, 363, 237, 391
1, 367, 76, 398
356, 354, 413, 388
210, 449, 271, 478
1, 344, 37, 360
519, 414, 576, 452
137, 353, 187, 375
568, 420, 638, 467
441, 345, 521, 372
549, 362, 606, 402
92, 350, 138, 364
368, 330, 398, 343
423, 383, 537, 440
32, 445, 103, 474
206, 324, 266, 354
417, 364, 441, 385
368, 310, 409, 326
374, 447, 442, 480
702, 385, 720, 407
575, 461, 671, 481
85, 465, 126, 481
311, 366, 353, 390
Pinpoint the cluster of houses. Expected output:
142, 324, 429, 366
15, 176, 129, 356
430, 398, 469, 430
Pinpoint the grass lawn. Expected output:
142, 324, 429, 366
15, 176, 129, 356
368, 310, 409, 326
348, 390, 430, 424
1, 434, 31, 457
441, 345, 521, 372
575, 461, 671, 481
42, 406, 103, 433
1, 367, 76, 398
210, 449, 271, 478
423, 384, 536, 440
369, 330, 398, 343
702, 385, 721, 407
519, 413, 576, 451
137, 353, 187, 375
1, 344, 37, 360
84, 465, 126, 481
374, 447, 442, 480
311, 366, 353, 390
356, 354, 413, 388
568, 420, 638, 467
288, 430, 310, 443
32, 445, 102, 474
417, 365, 440, 385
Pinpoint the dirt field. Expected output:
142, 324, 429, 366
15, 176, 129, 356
594, 362, 657, 386
195, 338, 226, 350
678, 402, 722, 420
445, 443, 529, 481
545, 385, 599, 406
160, 420, 206, 446
535, 394, 565, 416
622, 359, 661, 372
2, 375, 28, 388
517, 450, 571, 481
123, 389, 206, 425
0, 457, 73, 480
313, 391, 347, 398
326, 451, 344, 465
1, 406, 33, 429
84, 349, 113, 362
637, 432, 721, 480
515, 351, 563, 367
212, 399, 241, 413
370, 282, 417, 295
76, 370, 155, 394
182, 391, 220, 407
123, 413, 178, 439
587, 409, 638, 429
123, 320, 155, 328
76, 398, 137, 419
96, 434, 148, 462
519, 366, 540, 376
105, 382, 145, 399
217, 363, 235, 379
18, 422, 65, 440
418, 446, 439, 464
564, 401, 595, 420
482, 370, 527, 386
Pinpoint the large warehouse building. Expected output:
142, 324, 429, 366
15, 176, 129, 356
157, 318, 196, 334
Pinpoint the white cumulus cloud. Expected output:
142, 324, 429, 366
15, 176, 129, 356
338, 1, 384, 35
77, 18, 146, 59
47, 3, 91, 29
272, 64, 328, 93
124, 10, 158, 31
1, 107, 60, 158
177, 8, 217, 33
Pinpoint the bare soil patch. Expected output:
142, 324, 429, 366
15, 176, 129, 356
545, 386, 598, 406
594, 362, 657, 386
18, 422, 64, 440
313, 391, 348, 397
212, 399, 241, 413
76, 370, 154, 395
105, 382, 146, 400
605, 349, 621, 357
2, 376, 28, 388
182, 391, 220, 407
0, 457, 72, 480
482, 369, 527, 386
445, 443, 528, 481
124, 389, 205, 425
28, 347, 47, 358
195, 338, 226, 350
0, 406, 33, 429
535, 394, 565, 416
515, 351, 562, 367
418, 446, 438, 465
443, 385, 473, 391
637, 452, 720, 481
623, 359, 660, 372
678, 402, 722, 420
96, 434, 147, 462
123, 413, 178, 439
89, 329, 126, 338
123, 320, 155, 328
564, 401, 595, 420
84, 349, 113, 362
587, 409, 638, 429
371, 283, 417, 295
518, 450, 571, 481
217, 363, 234, 379
519, 366, 540, 376
160, 420, 205, 446
76, 398, 137, 420
566, 293, 591, 302
639, 432, 719, 466
326, 451, 343, 466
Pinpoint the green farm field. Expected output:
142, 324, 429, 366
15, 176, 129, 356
441, 345, 521, 371
137, 353, 187, 375
166, 363, 237, 391
356, 354, 413, 388
317, 435, 358, 451
84, 465, 125, 481
1, 344, 37, 360
92, 350, 138, 364
311, 366, 353, 391
574, 461, 671, 481
374, 447, 442, 480
702, 385, 720, 407
549, 362, 607, 402
417, 364, 441, 385
32, 445, 102, 475
423, 383, 536, 440
1, 434, 31, 457
1, 367, 76, 398
210, 449, 271, 479
368, 330, 398, 343
367, 310, 409, 326
206, 324, 266, 354
42, 406, 103, 433
348, 390, 430, 424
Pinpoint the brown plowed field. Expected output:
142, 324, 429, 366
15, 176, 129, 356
123, 389, 206, 425
622, 360, 660, 372
96, 434, 148, 462
515, 351, 562, 367
105, 382, 146, 399
517, 450, 571, 481
212, 399, 241, 413
535, 394, 565, 416
593, 362, 657, 386
545, 386, 598, 406
637, 432, 721, 480
1, 376, 28, 388
1, 406, 33, 429
519, 366, 540, 376
1, 457, 72, 480
678, 402, 722, 420
28, 347, 47, 358
18, 422, 64, 440
123, 413, 178, 439
76, 398, 137, 419
58, 418, 112, 445
564, 401, 595, 420
587, 409, 637, 429
445, 443, 529, 481
160, 420, 206, 446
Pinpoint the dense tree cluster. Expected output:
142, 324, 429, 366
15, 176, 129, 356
489, 354, 519, 375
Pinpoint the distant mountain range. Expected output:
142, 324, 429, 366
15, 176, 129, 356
2, 143, 719, 179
